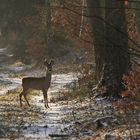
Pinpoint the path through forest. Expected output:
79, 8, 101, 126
0, 49, 78, 139
0, 69, 77, 139
0, 48, 140, 139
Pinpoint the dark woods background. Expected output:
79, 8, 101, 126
0, 0, 140, 97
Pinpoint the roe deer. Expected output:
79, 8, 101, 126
19, 59, 54, 108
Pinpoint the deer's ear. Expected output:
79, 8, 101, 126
44, 59, 49, 66
50, 59, 54, 65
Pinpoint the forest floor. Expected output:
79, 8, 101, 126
0, 48, 140, 140
0, 63, 76, 139
0, 90, 140, 140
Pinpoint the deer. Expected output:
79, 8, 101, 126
19, 59, 54, 108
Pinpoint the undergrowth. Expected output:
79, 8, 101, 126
121, 67, 140, 100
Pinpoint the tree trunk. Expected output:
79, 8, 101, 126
87, 0, 130, 97
44, 0, 52, 58
104, 0, 130, 96
86, 0, 105, 81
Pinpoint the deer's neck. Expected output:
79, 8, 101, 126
46, 70, 52, 82
45, 65, 52, 86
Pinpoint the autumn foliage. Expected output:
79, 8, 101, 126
121, 68, 140, 99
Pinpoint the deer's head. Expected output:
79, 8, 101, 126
44, 59, 54, 72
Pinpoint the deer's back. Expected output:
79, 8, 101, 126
22, 77, 50, 90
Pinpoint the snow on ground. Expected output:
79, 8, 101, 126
0, 63, 78, 139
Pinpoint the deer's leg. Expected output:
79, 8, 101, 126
20, 89, 30, 107
43, 89, 49, 108
24, 92, 30, 107
19, 91, 23, 107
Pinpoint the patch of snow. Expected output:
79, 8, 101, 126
7, 66, 26, 72
0, 48, 6, 53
